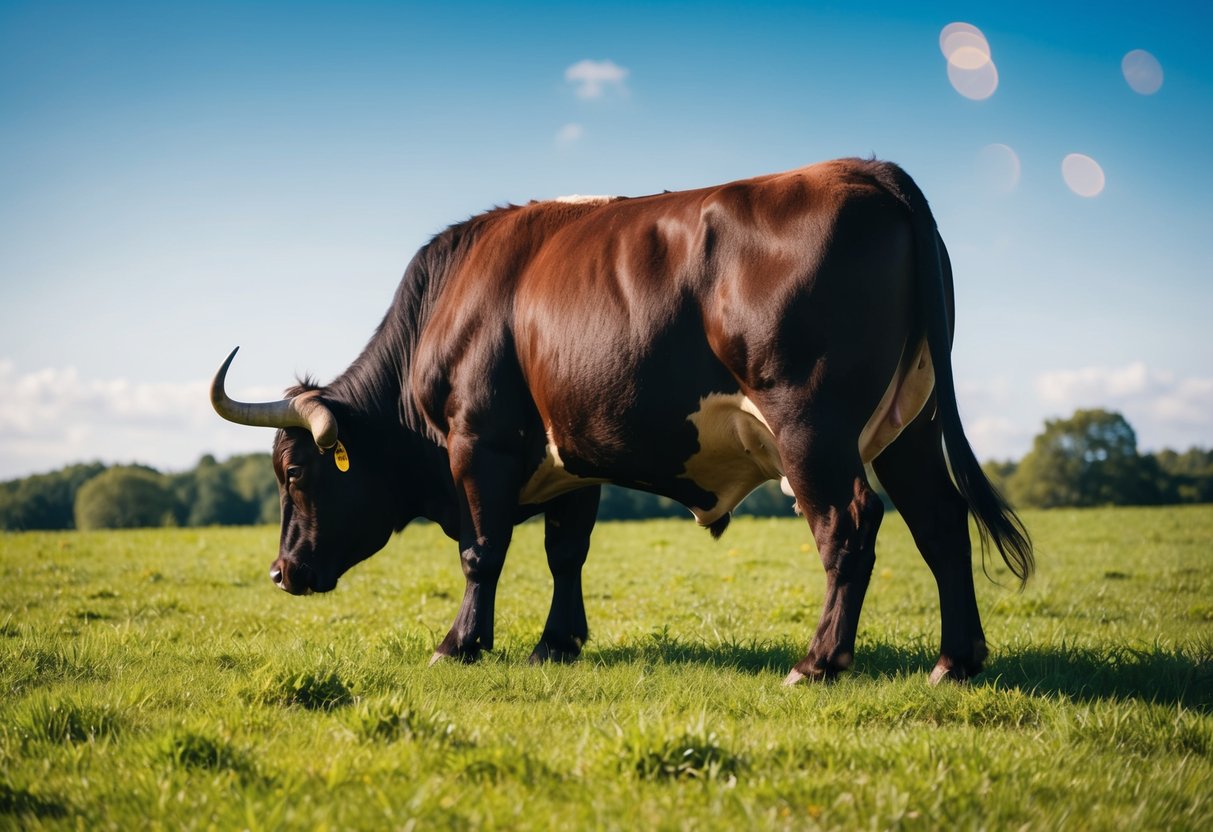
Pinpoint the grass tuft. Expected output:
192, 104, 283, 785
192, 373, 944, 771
156, 728, 254, 774
622, 717, 746, 782
253, 667, 355, 710
344, 695, 459, 744
11, 693, 123, 744
451, 745, 558, 784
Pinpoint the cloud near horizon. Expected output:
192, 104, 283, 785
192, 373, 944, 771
3, 358, 1209, 482
564, 59, 629, 99
0, 360, 280, 480
1035, 361, 1213, 451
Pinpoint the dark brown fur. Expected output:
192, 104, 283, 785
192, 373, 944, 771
257, 158, 1032, 680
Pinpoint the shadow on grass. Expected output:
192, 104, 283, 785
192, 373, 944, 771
588, 635, 800, 676
984, 643, 1212, 711
588, 631, 941, 678
586, 634, 1212, 709
0, 782, 67, 820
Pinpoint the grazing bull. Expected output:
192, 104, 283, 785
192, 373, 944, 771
211, 158, 1032, 683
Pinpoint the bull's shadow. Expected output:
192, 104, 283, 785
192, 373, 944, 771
584, 635, 1212, 710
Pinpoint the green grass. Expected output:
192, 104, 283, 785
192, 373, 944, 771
2, 506, 1211, 830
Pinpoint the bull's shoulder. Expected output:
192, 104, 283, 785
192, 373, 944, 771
409, 200, 614, 441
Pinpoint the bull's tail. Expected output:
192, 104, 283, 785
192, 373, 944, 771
870, 161, 1034, 586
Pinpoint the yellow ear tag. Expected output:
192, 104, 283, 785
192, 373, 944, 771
333, 440, 350, 473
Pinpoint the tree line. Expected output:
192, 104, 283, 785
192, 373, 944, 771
1, 408, 1209, 531
982, 409, 1213, 508
0, 454, 278, 532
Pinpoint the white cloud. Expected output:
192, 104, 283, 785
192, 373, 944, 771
565, 59, 629, 99
555, 122, 585, 147
0, 362, 283, 480
966, 416, 1035, 462
1034, 361, 1213, 451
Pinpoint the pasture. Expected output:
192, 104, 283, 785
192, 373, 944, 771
2, 506, 1211, 830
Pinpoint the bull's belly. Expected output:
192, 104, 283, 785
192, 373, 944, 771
679, 393, 785, 525
516, 394, 782, 522
518, 338, 934, 522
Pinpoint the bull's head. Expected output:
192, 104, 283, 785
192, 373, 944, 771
210, 348, 398, 594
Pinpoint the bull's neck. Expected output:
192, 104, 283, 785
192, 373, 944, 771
326, 251, 437, 439
322, 254, 458, 533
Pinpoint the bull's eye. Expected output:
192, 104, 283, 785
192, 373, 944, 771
286, 465, 303, 483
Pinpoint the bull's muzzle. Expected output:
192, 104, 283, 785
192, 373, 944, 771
270, 558, 315, 595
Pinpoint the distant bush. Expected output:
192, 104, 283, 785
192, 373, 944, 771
74, 467, 178, 530
1, 454, 280, 531
0, 463, 106, 531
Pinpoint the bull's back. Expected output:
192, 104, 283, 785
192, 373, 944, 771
429, 161, 924, 517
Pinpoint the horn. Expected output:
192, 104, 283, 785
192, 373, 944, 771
210, 347, 339, 449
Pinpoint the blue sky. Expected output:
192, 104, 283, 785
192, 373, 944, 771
1, 1, 1211, 479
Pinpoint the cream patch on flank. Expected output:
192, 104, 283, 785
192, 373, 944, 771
681, 393, 785, 527
858, 337, 935, 463
518, 427, 606, 505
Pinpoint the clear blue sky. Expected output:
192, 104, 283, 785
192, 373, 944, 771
2, 0, 1211, 479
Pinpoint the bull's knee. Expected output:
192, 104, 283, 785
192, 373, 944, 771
819, 483, 883, 580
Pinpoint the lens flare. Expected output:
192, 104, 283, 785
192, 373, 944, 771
948, 59, 999, 100
940, 22, 998, 100
1122, 49, 1164, 95
939, 23, 990, 64
1062, 153, 1105, 197
949, 44, 992, 70
976, 143, 1021, 194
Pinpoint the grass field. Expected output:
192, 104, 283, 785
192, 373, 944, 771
2, 506, 1211, 830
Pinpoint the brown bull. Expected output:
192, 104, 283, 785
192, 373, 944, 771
212, 158, 1032, 683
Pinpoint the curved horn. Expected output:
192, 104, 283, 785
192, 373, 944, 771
210, 347, 339, 449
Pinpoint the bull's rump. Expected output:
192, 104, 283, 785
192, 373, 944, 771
509, 161, 925, 518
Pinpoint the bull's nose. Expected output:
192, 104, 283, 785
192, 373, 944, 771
270, 559, 314, 595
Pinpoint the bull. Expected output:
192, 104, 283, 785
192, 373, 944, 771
211, 158, 1032, 683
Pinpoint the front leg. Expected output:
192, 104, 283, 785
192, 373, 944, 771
530, 486, 600, 664
430, 438, 522, 665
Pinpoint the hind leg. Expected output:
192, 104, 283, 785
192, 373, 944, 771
872, 404, 987, 683
776, 412, 886, 683
530, 486, 599, 664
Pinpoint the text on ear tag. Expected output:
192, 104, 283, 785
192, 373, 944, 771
333, 440, 350, 472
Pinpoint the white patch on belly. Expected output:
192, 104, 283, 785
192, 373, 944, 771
682, 394, 785, 527
519, 428, 606, 505
859, 337, 935, 463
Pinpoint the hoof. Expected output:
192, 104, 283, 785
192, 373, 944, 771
783, 666, 837, 685
784, 651, 851, 685
528, 637, 583, 665
929, 640, 987, 684
783, 668, 808, 686
428, 643, 483, 666
928, 656, 982, 685
929, 662, 968, 685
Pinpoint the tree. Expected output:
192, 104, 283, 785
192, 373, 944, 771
597, 485, 686, 521
1007, 409, 1160, 508
186, 464, 250, 526
734, 480, 796, 517
74, 467, 178, 530
981, 459, 1017, 497
0, 463, 107, 530
1153, 447, 1213, 503
225, 453, 280, 524
170, 453, 278, 526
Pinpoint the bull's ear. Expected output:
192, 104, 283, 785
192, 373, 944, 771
333, 440, 351, 472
